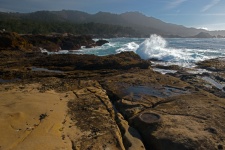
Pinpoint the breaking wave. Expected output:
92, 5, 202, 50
42, 35, 225, 67
116, 42, 139, 53
135, 34, 211, 66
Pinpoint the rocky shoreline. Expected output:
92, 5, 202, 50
0, 32, 225, 150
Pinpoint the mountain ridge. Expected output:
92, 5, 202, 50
0, 10, 225, 37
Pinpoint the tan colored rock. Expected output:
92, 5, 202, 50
0, 81, 126, 150
101, 69, 225, 149
0, 83, 72, 150
67, 82, 125, 150
117, 113, 145, 150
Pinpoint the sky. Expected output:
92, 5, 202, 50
0, 0, 225, 30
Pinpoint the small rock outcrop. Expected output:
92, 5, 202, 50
0, 32, 109, 52
96, 39, 109, 46
0, 32, 33, 51
23, 34, 96, 51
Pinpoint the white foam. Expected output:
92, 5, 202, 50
48, 50, 69, 54
40, 36, 225, 68
105, 42, 116, 47
40, 47, 48, 53
116, 42, 139, 53
136, 34, 213, 67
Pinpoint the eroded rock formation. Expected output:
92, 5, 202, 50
0, 33, 225, 149
0, 32, 109, 52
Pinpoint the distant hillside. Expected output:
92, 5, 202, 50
0, 10, 225, 37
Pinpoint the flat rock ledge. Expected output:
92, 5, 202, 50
1, 47, 225, 149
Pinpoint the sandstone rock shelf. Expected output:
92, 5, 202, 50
0, 32, 225, 150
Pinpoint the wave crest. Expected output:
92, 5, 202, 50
136, 34, 209, 66
136, 34, 167, 60
116, 42, 139, 53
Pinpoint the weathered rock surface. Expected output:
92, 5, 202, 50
66, 80, 125, 150
23, 34, 96, 51
32, 51, 151, 71
197, 58, 225, 72
0, 32, 109, 52
1, 38, 225, 149
117, 113, 145, 150
0, 32, 33, 51
100, 68, 225, 149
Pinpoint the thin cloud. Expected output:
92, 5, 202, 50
202, 0, 221, 12
198, 27, 209, 30
197, 22, 225, 30
0, 8, 16, 12
165, 13, 225, 16
203, 13, 225, 16
166, 0, 187, 10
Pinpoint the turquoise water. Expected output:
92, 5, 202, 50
46, 35, 225, 67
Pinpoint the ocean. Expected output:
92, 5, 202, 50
46, 34, 225, 68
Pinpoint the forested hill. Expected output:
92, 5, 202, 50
0, 12, 139, 37
0, 10, 224, 37
0, 19, 138, 37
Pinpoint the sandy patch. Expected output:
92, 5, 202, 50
0, 83, 73, 150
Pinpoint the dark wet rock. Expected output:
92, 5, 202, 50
0, 32, 33, 51
181, 58, 225, 98
197, 58, 225, 71
23, 34, 96, 51
61, 35, 95, 50
96, 39, 109, 46
32, 51, 151, 71
154, 64, 182, 71
0, 31, 107, 52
